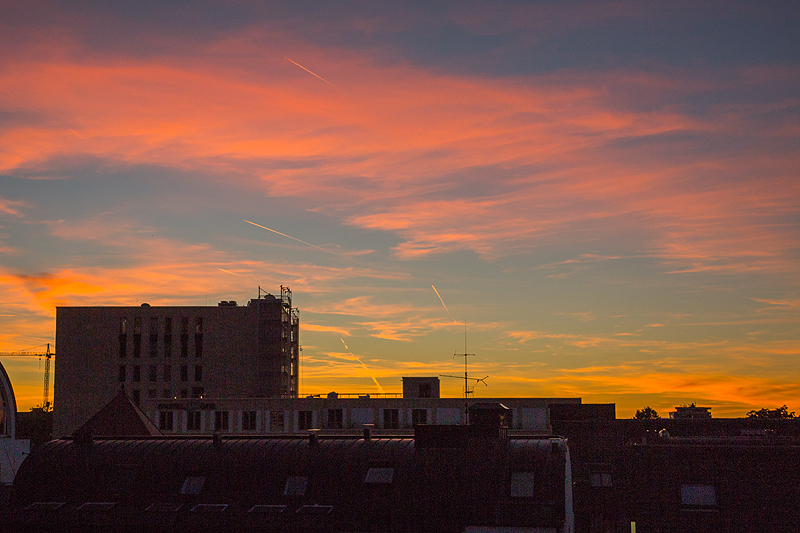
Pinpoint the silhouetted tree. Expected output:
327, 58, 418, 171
633, 406, 660, 420
745, 405, 796, 419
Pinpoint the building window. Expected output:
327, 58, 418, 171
270, 411, 284, 432
132, 365, 141, 382
149, 317, 158, 357
181, 365, 188, 382
187, 411, 201, 431
510, 471, 535, 498
194, 318, 203, 358
118, 365, 126, 382
243, 411, 257, 431
180, 389, 188, 398
298, 410, 313, 430
681, 484, 717, 508
133, 317, 142, 358
327, 409, 343, 429
148, 389, 157, 399
164, 317, 172, 357
365, 467, 394, 484
159, 411, 174, 431
412, 408, 427, 426
214, 410, 229, 431
591, 472, 613, 487
192, 387, 204, 398
419, 383, 432, 398
148, 364, 157, 382
180, 317, 189, 357
383, 409, 399, 429
119, 318, 127, 358
132, 389, 140, 405
163, 365, 172, 382
194, 365, 202, 382
284, 476, 308, 496
162, 389, 171, 398
181, 476, 205, 495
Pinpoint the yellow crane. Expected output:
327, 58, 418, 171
0, 343, 54, 411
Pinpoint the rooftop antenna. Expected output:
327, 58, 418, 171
440, 320, 487, 424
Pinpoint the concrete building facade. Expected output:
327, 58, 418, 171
141, 394, 579, 436
53, 287, 299, 437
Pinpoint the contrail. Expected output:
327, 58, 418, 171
432, 285, 459, 324
217, 268, 243, 276
285, 56, 343, 92
341, 338, 385, 393
244, 220, 339, 256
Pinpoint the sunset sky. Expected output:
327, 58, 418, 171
1, 1, 798, 416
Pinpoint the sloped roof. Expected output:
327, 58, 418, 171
74, 386, 161, 437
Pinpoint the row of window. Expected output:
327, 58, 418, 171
159, 410, 280, 432
121, 317, 203, 336
119, 364, 202, 383
129, 387, 203, 405
119, 333, 202, 358
153, 408, 431, 433
299, 408, 428, 430
119, 317, 203, 358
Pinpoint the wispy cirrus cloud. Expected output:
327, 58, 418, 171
3, 38, 796, 274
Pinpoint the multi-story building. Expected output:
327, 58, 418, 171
53, 287, 299, 437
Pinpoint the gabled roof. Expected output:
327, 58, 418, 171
74, 386, 161, 437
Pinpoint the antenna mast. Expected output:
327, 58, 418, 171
440, 321, 487, 424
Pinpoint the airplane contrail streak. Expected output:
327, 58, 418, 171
244, 219, 339, 256
217, 268, 243, 276
341, 338, 385, 393
432, 285, 459, 324
285, 56, 343, 91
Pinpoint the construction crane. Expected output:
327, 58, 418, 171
0, 343, 55, 411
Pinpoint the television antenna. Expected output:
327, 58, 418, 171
440, 321, 487, 423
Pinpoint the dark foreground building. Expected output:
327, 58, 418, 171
551, 406, 800, 533
6, 404, 575, 533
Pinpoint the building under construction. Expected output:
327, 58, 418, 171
53, 287, 299, 438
